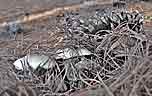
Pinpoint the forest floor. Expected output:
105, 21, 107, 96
0, 0, 152, 96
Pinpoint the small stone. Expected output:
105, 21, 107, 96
5, 23, 23, 39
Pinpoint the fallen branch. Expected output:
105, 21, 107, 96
0, 0, 112, 27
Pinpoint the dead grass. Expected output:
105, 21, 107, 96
0, 1, 152, 96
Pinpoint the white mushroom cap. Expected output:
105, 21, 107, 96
13, 54, 54, 70
55, 48, 92, 59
